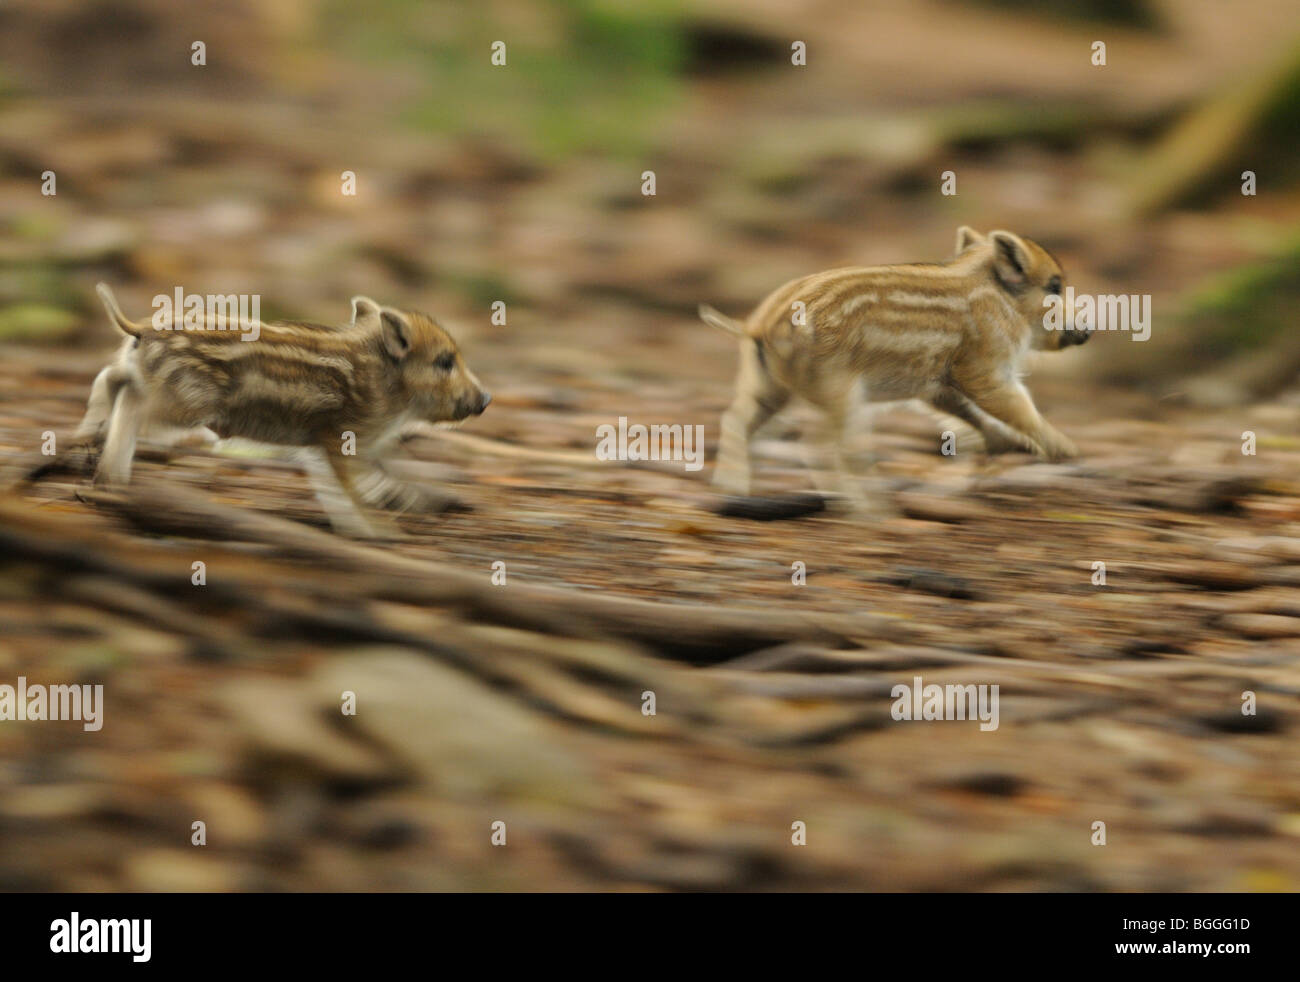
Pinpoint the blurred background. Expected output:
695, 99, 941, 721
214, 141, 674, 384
0, 0, 1299, 891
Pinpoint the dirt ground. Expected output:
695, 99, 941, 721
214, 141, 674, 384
3, 335, 1299, 891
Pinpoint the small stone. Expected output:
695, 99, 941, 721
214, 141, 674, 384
1220, 613, 1300, 639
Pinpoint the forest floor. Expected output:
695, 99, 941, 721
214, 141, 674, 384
1, 0, 1298, 891
2, 337, 1299, 891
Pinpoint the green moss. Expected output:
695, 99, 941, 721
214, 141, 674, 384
1178, 233, 1300, 353
57, 642, 130, 673
0, 263, 79, 308
440, 270, 517, 309
321, 0, 686, 160
1128, 40, 1300, 213
0, 303, 80, 342
10, 212, 66, 243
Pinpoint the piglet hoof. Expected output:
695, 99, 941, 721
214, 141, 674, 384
352, 522, 410, 544
714, 492, 827, 521
820, 492, 863, 516
402, 485, 471, 515
368, 478, 470, 516
1044, 439, 1078, 463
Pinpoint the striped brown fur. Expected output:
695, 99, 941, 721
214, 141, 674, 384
701, 227, 1088, 503
78, 288, 490, 537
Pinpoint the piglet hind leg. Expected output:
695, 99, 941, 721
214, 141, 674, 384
808, 382, 886, 517
95, 384, 146, 488
715, 341, 790, 496
75, 365, 120, 442
806, 401, 861, 510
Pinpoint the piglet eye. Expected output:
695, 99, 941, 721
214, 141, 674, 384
434, 353, 455, 371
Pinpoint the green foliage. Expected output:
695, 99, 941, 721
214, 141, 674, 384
0, 302, 79, 342
1127, 40, 1300, 213
320, 0, 686, 159
0, 258, 81, 342
440, 270, 517, 309
1179, 232, 1300, 354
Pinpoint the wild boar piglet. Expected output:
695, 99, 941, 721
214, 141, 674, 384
77, 285, 491, 537
700, 227, 1088, 503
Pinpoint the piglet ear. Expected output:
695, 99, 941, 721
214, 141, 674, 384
380, 309, 412, 360
954, 226, 985, 255
351, 295, 381, 325
989, 230, 1031, 287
